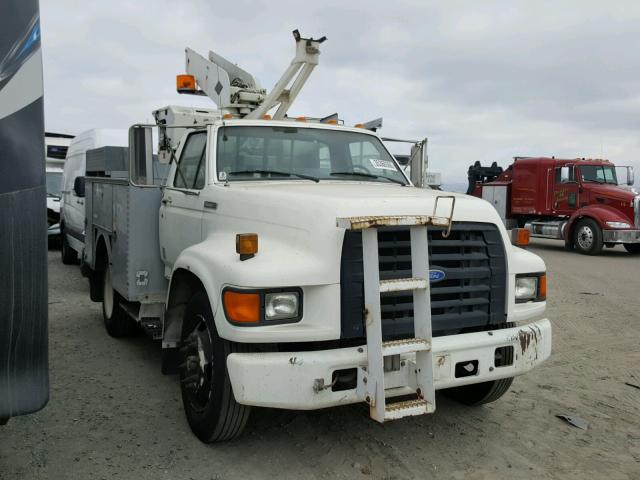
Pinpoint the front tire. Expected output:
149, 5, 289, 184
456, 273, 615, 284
624, 243, 640, 254
102, 264, 136, 337
180, 291, 251, 443
573, 218, 603, 255
60, 226, 79, 265
443, 322, 514, 406
443, 377, 514, 406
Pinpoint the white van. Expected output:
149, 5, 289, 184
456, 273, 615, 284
60, 129, 128, 264
45, 132, 74, 238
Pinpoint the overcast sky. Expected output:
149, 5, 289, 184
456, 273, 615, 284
40, 0, 640, 185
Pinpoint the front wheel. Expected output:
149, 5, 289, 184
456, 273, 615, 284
180, 291, 251, 443
443, 377, 514, 406
573, 218, 603, 255
60, 226, 79, 265
624, 243, 640, 254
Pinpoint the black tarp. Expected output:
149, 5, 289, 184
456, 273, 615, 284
0, 0, 49, 422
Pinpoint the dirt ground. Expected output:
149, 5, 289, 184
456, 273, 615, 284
1, 239, 639, 479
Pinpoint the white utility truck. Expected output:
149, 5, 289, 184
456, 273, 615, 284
81, 31, 552, 442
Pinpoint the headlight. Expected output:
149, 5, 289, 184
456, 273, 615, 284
223, 288, 302, 325
605, 221, 630, 229
515, 274, 546, 303
265, 292, 299, 321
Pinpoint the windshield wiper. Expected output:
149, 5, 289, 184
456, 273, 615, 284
330, 171, 406, 185
582, 178, 605, 184
228, 169, 319, 183
47, 193, 61, 199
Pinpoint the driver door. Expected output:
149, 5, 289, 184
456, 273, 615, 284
552, 165, 580, 215
160, 130, 208, 270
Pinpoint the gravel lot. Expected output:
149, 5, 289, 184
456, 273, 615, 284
1, 240, 639, 479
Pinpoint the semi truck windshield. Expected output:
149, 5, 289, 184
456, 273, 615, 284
216, 126, 408, 185
580, 165, 618, 185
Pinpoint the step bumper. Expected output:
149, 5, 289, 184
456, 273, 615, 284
227, 319, 552, 410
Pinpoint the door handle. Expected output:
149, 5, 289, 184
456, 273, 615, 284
161, 197, 172, 205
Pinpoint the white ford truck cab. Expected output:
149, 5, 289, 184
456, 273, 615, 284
82, 32, 551, 443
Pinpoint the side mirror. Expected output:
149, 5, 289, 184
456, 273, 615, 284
73, 176, 86, 197
409, 138, 428, 187
560, 166, 570, 183
129, 126, 153, 185
627, 166, 635, 186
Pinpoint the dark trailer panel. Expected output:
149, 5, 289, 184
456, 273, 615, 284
0, 0, 48, 423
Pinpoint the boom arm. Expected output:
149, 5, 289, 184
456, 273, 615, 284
183, 30, 325, 119
246, 30, 326, 120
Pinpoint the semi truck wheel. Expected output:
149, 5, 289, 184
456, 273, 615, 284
624, 243, 640, 254
60, 226, 78, 265
102, 265, 136, 337
179, 291, 251, 443
573, 218, 603, 255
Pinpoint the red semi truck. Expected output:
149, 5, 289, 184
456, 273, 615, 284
467, 157, 640, 255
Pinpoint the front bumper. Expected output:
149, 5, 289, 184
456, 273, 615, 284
603, 229, 640, 244
227, 318, 552, 409
48, 223, 60, 236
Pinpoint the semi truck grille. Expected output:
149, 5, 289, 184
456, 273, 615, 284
340, 222, 507, 340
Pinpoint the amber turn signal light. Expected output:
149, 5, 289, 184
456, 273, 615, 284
236, 233, 258, 260
223, 290, 260, 324
538, 274, 547, 301
176, 74, 196, 93
511, 228, 530, 246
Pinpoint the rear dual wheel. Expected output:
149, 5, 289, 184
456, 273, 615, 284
179, 291, 251, 443
101, 264, 137, 337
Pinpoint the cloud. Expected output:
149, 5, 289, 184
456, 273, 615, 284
40, 0, 640, 183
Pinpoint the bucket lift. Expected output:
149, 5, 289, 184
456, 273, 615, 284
179, 29, 326, 119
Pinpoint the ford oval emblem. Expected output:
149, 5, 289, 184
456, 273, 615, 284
429, 269, 446, 283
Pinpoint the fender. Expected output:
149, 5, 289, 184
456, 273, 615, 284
167, 232, 341, 344
566, 204, 633, 240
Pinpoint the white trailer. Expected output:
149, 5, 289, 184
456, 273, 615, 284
82, 31, 552, 442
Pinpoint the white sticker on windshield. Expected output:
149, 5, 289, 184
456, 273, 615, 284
218, 171, 227, 181
369, 158, 396, 171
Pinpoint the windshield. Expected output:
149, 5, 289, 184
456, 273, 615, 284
580, 165, 618, 185
46, 172, 63, 196
216, 126, 408, 185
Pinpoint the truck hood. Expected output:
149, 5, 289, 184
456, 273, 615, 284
586, 183, 637, 203
211, 181, 506, 230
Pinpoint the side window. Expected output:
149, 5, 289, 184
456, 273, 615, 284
174, 132, 207, 189
555, 165, 575, 184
